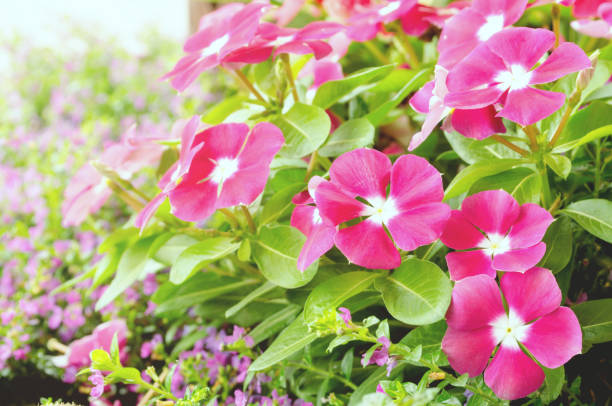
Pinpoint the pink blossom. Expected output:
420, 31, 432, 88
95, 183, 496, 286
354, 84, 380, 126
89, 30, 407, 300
338, 307, 352, 327
89, 369, 105, 398
167, 122, 284, 223
573, 0, 608, 17
346, 0, 417, 41
442, 268, 582, 400
291, 176, 337, 271
66, 319, 128, 368
361, 336, 397, 376
437, 0, 528, 68
163, 2, 269, 91
315, 149, 449, 269
445, 27, 591, 126
572, 3, 612, 38
440, 190, 553, 281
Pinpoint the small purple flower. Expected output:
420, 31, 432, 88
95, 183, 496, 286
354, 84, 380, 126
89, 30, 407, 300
234, 389, 247, 406
89, 369, 105, 398
361, 336, 397, 376
338, 307, 352, 327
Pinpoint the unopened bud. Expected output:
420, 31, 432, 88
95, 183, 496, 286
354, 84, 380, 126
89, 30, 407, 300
576, 50, 599, 92
429, 371, 446, 381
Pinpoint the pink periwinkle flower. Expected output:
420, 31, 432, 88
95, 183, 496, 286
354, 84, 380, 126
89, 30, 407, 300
163, 2, 269, 91
440, 190, 553, 281
338, 307, 352, 327
67, 320, 128, 368
89, 369, 105, 398
442, 268, 582, 400
573, 0, 608, 17
438, 0, 529, 69
572, 2, 612, 38
315, 148, 450, 269
444, 27, 591, 126
346, 0, 417, 41
291, 176, 337, 271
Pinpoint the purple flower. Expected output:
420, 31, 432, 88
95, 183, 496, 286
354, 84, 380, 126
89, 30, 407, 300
338, 307, 352, 327
89, 369, 105, 398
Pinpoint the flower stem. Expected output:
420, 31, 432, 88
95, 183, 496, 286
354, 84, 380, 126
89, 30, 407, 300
552, 4, 561, 49
393, 28, 420, 68
363, 41, 390, 64
137, 368, 169, 406
491, 134, 529, 157
219, 208, 241, 230
595, 139, 601, 197
548, 194, 562, 215
548, 101, 574, 148
281, 53, 299, 102
233, 68, 268, 105
240, 205, 256, 234
522, 125, 539, 151
305, 150, 319, 181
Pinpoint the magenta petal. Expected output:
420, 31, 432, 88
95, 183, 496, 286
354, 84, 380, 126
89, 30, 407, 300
168, 180, 217, 222
501, 267, 561, 323
444, 86, 504, 110
335, 220, 400, 269
486, 27, 555, 68
461, 190, 520, 236
484, 346, 545, 400
522, 307, 582, 369
530, 43, 591, 84
446, 42, 507, 93
297, 222, 336, 271
217, 165, 270, 208
442, 326, 496, 377
440, 210, 485, 250
499, 87, 566, 126
573, 0, 604, 18
493, 243, 547, 273
329, 148, 391, 199
473, 0, 528, 25
387, 203, 450, 251
389, 155, 444, 209
408, 102, 448, 150
200, 123, 250, 160
315, 181, 368, 225
571, 19, 612, 39
238, 122, 284, 168
437, 9, 485, 69
451, 106, 506, 140
409, 81, 435, 114
446, 274, 505, 330
135, 193, 167, 230
446, 250, 496, 281
507, 204, 554, 249
291, 205, 317, 236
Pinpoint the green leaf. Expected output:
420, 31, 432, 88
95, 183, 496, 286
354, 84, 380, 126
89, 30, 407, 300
572, 299, 612, 351
539, 366, 564, 404
444, 159, 527, 200
152, 234, 198, 265
96, 235, 159, 311
304, 271, 380, 323
366, 69, 431, 126
511, 171, 541, 205
252, 224, 318, 288
313, 65, 395, 109
399, 321, 448, 366
341, 348, 354, 379
110, 333, 120, 366
170, 237, 241, 284
318, 118, 375, 157
375, 259, 452, 325
562, 199, 612, 243
470, 167, 540, 204
554, 124, 612, 153
260, 183, 305, 226
248, 312, 318, 372
538, 217, 573, 273
272, 102, 331, 158
543, 153, 571, 179
444, 132, 522, 165
237, 239, 251, 262
202, 95, 248, 125
108, 367, 142, 384
559, 101, 612, 145
90, 349, 116, 372
249, 304, 301, 345
225, 281, 277, 318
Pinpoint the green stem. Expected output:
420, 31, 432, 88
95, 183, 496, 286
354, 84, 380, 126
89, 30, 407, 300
240, 205, 257, 234
233, 68, 269, 105
287, 362, 358, 390
594, 139, 601, 197
281, 53, 299, 102
537, 161, 553, 208
492, 134, 529, 157
522, 125, 539, 151
140, 380, 178, 402
219, 208, 241, 230
552, 4, 561, 49
393, 29, 420, 68
363, 41, 390, 64
305, 150, 319, 181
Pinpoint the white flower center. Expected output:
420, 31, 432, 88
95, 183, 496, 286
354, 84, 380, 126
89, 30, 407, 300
479, 233, 511, 257
312, 208, 323, 225
209, 158, 239, 184
495, 64, 533, 91
490, 310, 529, 350
270, 35, 295, 47
379, 1, 401, 16
201, 34, 230, 59
477, 14, 505, 42
363, 196, 399, 225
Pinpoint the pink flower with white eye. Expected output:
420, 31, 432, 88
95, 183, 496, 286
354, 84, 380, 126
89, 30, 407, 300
408, 66, 506, 150
315, 149, 450, 269
437, 0, 529, 68
573, 0, 608, 18
224, 21, 344, 65
162, 2, 268, 91
291, 176, 337, 272
445, 27, 591, 126
168, 122, 284, 222
572, 3, 612, 38
442, 268, 582, 400
440, 190, 553, 281
346, 0, 417, 41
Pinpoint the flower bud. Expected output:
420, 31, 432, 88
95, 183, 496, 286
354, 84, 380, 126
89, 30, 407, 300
576, 50, 599, 92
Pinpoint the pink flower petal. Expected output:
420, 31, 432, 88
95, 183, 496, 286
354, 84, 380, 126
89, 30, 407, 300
216, 165, 271, 209
444, 86, 505, 110
486, 27, 555, 69
440, 210, 486, 250
442, 326, 497, 377
472, 0, 528, 25
531, 42, 591, 84
499, 87, 566, 126
507, 204, 554, 249
437, 9, 486, 69
461, 190, 520, 236
446, 274, 505, 330
236, 122, 285, 169
492, 243, 547, 272
571, 19, 612, 39
389, 155, 444, 209
500, 267, 561, 323
386, 203, 450, 251
409, 81, 434, 114
315, 181, 368, 225
297, 222, 336, 271
522, 307, 582, 368
573, 0, 605, 18
335, 220, 400, 269
446, 41, 507, 93
168, 179, 217, 222
329, 148, 391, 200
135, 193, 167, 230
200, 123, 250, 160
446, 250, 496, 281
451, 106, 506, 140
484, 346, 545, 400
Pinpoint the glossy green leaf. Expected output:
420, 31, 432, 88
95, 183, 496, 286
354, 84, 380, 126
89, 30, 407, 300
563, 199, 612, 243
399, 321, 448, 366
252, 224, 318, 288
511, 171, 541, 204
304, 271, 381, 323
272, 102, 331, 158
554, 124, 612, 153
544, 153, 571, 179
152, 234, 198, 265
260, 183, 305, 226
318, 118, 375, 157
444, 132, 522, 164
444, 159, 527, 200
375, 259, 451, 325
539, 366, 564, 404
538, 217, 573, 273
249, 304, 301, 345
170, 237, 240, 284
572, 299, 612, 351
225, 281, 277, 318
